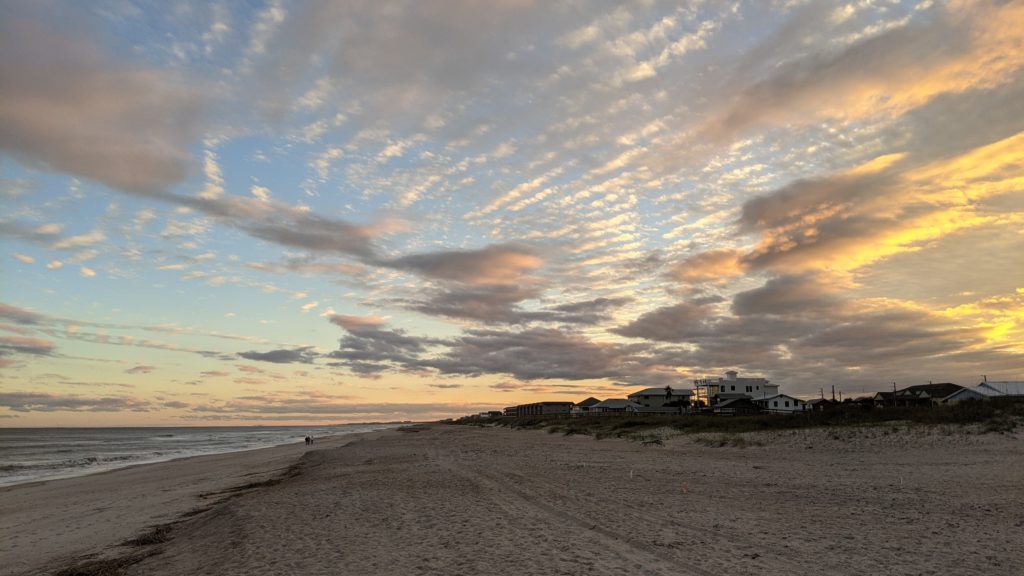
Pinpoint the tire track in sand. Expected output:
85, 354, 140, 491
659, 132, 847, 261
430, 445, 718, 576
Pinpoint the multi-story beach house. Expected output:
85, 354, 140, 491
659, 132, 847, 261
693, 370, 778, 407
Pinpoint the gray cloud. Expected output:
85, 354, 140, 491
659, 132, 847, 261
0, 302, 44, 325
238, 346, 319, 364
400, 284, 543, 324
189, 397, 479, 418
327, 315, 440, 374
612, 302, 713, 343
0, 5, 204, 194
239, 211, 379, 260
420, 328, 640, 382
732, 274, 844, 317
125, 365, 156, 374
398, 288, 631, 325
704, 6, 966, 142
385, 243, 541, 285
0, 391, 150, 412
0, 336, 55, 356
252, 0, 555, 122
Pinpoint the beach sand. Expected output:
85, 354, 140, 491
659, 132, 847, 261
0, 431, 389, 576
5, 424, 1023, 575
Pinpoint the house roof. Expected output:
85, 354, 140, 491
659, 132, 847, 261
713, 392, 752, 400
979, 381, 1024, 396
715, 398, 761, 409
754, 394, 804, 403
943, 388, 989, 402
902, 383, 964, 397
628, 387, 693, 397
592, 399, 643, 410
575, 397, 601, 407
878, 383, 964, 400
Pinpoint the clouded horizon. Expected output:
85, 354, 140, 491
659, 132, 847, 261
2, 0, 1022, 426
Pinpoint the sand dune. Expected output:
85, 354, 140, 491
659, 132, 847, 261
5, 424, 1023, 576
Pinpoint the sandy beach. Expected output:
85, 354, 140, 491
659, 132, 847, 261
4, 424, 1023, 576
0, 431, 392, 576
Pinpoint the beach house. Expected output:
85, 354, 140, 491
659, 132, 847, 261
505, 401, 574, 417
589, 399, 644, 413
627, 386, 693, 413
943, 380, 1024, 404
571, 397, 601, 416
874, 383, 964, 408
754, 394, 807, 413
693, 371, 779, 407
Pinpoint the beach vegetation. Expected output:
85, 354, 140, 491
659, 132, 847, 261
458, 398, 1024, 440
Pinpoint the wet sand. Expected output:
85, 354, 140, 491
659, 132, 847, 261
5, 424, 1023, 576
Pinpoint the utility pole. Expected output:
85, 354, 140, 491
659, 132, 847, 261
892, 382, 897, 408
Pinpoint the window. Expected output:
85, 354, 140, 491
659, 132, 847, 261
773, 401, 778, 407
731, 385, 736, 391
756, 386, 759, 390
785, 401, 790, 407
746, 386, 751, 392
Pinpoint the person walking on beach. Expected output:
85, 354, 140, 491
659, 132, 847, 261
304, 435, 311, 445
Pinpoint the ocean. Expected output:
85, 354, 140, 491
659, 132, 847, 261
0, 424, 398, 487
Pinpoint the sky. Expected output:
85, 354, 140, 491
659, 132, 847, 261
1, 0, 1023, 426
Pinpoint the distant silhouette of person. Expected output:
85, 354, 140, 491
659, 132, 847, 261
304, 435, 311, 445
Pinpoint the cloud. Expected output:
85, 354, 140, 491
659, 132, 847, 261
400, 284, 543, 324
238, 346, 319, 364
420, 328, 637, 382
386, 243, 542, 285
327, 316, 439, 375
0, 391, 150, 412
187, 397, 484, 419
0, 336, 55, 356
669, 249, 745, 284
250, 0, 550, 121
125, 365, 156, 374
701, 1, 1024, 142
237, 208, 379, 259
200, 370, 231, 378
731, 274, 845, 317
0, 303, 44, 325
428, 383, 463, 389
0, 5, 204, 194
549, 297, 635, 325
12, 253, 34, 264
612, 302, 714, 343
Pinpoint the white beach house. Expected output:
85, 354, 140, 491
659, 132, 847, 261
693, 370, 779, 407
754, 394, 807, 413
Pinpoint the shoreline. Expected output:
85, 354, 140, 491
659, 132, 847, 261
0, 427, 400, 576
0, 423, 406, 489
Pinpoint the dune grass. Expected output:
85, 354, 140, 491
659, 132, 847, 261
463, 399, 1024, 442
